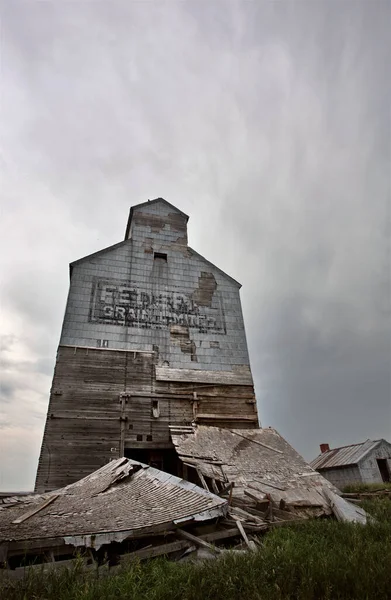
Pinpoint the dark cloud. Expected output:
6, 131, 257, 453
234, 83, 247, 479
1, 0, 390, 489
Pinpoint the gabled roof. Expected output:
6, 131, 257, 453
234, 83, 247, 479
124, 198, 189, 240
310, 439, 385, 470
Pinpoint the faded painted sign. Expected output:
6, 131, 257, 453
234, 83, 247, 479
89, 278, 225, 333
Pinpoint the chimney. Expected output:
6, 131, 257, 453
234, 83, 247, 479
320, 443, 330, 454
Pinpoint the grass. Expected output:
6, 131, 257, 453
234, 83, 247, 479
342, 482, 391, 493
2, 498, 390, 600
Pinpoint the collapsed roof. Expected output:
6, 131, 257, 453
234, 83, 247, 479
0, 426, 368, 573
0, 457, 227, 555
170, 425, 332, 510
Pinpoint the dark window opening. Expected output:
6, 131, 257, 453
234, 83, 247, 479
146, 434, 153, 441
152, 400, 160, 418
154, 252, 167, 261
96, 339, 109, 348
128, 424, 133, 430
136, 434, 143, 441
377, 458, 390, 482
124, 448, 180, 475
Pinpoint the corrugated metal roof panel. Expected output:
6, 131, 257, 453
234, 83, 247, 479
310, 439, 381, 470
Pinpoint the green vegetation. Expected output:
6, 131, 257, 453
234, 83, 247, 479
2, 499, 390, 600
342, 482, 391, 493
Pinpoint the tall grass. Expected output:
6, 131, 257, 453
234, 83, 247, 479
342, 482, 391, 493
2, 499, 390, 600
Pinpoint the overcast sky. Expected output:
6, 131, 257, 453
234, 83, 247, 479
1, 1, 390, 491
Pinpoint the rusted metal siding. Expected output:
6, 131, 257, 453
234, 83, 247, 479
36, 200, 258, 492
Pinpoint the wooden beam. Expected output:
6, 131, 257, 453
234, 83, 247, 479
196, 413, 258, 421
196, 468, 210, 492
12, 495, 59, 525
230, 431, 283, 454
176, 529, 222, 553
234, 519, 256, 551
120, 540, 191, 562
218, 482, 234, 497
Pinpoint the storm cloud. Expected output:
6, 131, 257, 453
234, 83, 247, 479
1, 0, 390, 490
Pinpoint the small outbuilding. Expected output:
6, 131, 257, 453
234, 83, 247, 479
311, 439, 391, 489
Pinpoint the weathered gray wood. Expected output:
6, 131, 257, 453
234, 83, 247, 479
234, 519, 256, 551
196, 413, 258, 421
36, 344, 257, 492
11, 495, 59, 524
120, 540, 191, 562
321, 487, 368, 524
196, 468, 210, 492
156, 367, 253, 385
230, 430, 283, 454
176, 529, 222, 553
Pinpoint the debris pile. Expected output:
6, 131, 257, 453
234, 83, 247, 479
0, 427, 368, 577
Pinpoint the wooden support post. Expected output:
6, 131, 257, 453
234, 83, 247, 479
211, 479, 220, 495
228, 482, 235, 505
119, 395, 128, 457
234, 519, 256, 551
196, 468, 210, 492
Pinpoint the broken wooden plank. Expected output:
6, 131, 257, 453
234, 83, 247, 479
233, 519, 256, 551
196, 468, 210, 492
210, 479, 220, 495
230, 430, 283, 454
176, 529, 222, 553
229, 506, 266, 526
321, 487, 367, 524
244, 489, 268, 507
250, 480, 286, 491
120, 540, 191, 562
200, 527, 242, 543
218, 482, 234, 497
11, 495, 59, 525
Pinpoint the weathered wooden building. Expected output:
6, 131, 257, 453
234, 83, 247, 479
311, 439, 391, 489
35, 199, 258, 492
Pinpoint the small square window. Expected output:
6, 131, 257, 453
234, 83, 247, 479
146, 435, 152, 442
136, 434, 143, 441
154, 252, 167, 261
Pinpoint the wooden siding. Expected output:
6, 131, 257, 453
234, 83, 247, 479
35, 346, 258, 492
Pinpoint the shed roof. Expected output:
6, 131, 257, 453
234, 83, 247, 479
310, 439, 384, 470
